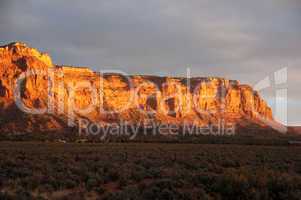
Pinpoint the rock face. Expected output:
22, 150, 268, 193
0, 42, 274, 134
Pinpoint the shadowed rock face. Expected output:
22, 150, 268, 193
0, 42, 274, 133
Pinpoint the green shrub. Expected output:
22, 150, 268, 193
86, 178, 98, 191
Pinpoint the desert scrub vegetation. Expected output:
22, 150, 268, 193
0, 142, 301, 199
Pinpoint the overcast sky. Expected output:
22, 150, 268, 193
0, 0, 300, 125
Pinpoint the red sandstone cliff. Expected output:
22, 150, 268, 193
0, 42, 275, 134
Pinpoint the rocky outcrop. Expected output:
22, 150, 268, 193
0, 42, 274, 134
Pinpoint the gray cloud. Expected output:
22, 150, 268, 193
0, 0, 300, 125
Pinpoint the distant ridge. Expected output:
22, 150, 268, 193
0, 42, 282, 136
